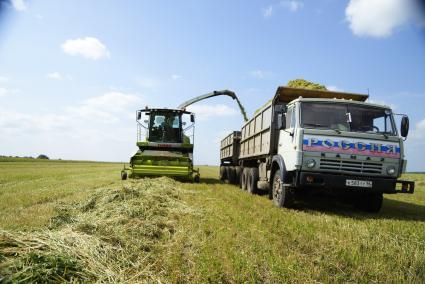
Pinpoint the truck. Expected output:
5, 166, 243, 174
219, 86, 414, 212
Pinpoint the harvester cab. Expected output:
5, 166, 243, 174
121, 107, 200, 182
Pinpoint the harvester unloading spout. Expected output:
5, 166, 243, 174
178, 90, 248, 122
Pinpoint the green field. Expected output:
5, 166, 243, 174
1, 159, 424, 283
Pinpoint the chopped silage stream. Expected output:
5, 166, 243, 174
0, 177, 198, 283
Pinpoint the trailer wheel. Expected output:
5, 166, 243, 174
247, 168, 259, 194
272, 169, 294, 208
226, 166, 236, 184
219, 166, 227, 181
241, 168, 249, 190
121, 171, 127, 180
355, 192, 383, 213
235, 166, 242, 187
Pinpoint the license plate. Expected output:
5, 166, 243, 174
346, 179, 372, 188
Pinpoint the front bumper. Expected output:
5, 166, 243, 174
298, 171, 414, 194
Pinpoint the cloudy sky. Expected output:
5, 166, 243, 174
0, 0, 424, 170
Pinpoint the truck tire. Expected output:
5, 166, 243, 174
121, 171, 127, 180
247, 168, 259, 194
219, 166, 227, 181
272, 169, 294, 208
356, 192, 383, 213
241, 168, 250, 190
226, 166, 236, 184
235, 166, 242, 187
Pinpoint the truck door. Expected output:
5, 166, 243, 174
278, 103, 301, 171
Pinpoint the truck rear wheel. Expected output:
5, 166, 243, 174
355, 192, 383, 213
235, 166, 242, 187
121, 171, 127, 180
219, 166, 227, 181
241, 168, 249, 190
247, 168, 259, 194
226, 166, 236, 184
272, 169, 294, 208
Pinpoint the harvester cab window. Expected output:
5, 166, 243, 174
149, 112, 182, 143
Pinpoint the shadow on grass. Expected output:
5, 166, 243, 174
292, 195, 425, 222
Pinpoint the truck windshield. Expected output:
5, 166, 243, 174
301, 102, 396, 135
148, 111, 182, 143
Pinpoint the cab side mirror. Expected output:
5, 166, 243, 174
401, 116, 409, 138
137, 111, 142, 120
190, 114, 195, 123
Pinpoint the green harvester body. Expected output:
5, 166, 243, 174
122, 108, 199, 181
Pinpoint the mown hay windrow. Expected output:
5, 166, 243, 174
0, 177, 196, 283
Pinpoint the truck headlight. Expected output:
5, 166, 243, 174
306, 159, 316, 168
386, 166, 396, 175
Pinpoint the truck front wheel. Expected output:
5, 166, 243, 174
272, 169, 294, 208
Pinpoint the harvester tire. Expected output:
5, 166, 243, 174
226, 166, 236, 184
121, 171, 127, 180
241, 168, 249, 190
194, 175, 200, 183
247, 168, 259, 194
219, 166, 227, 181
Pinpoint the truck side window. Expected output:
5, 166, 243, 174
291, 107, 296, 128
286, 107, 293, 129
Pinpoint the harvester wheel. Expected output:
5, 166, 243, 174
241, 168, 249, 190
226, 166, 236, 184
247, 168, 259, 194
121, 171, 127, 180
194, 175, 201, 183
219, 166, 227, 181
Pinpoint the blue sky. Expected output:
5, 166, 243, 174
0, 0, 424, 170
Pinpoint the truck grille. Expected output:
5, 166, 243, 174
319, 158, 383, 174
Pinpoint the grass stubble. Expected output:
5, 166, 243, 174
0, 161, 424, 283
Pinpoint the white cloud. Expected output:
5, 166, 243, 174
0, 87, 19, 97
250, 69, 274, 79
263, 6, 273, 18
366, 99, 397, 110
68, 91, 142, 123
46, 72, 63, 80
0, 76, 9, 83
61, 37, 110, 60
409, 118, 425, 140
186, 104, 238, 120
171, 74, 182, 80
326, 85, 342, 92
137, 77, 159, 89
11, 0, 27, 11
345, 0, 417, 38
280, 0, 304, 12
